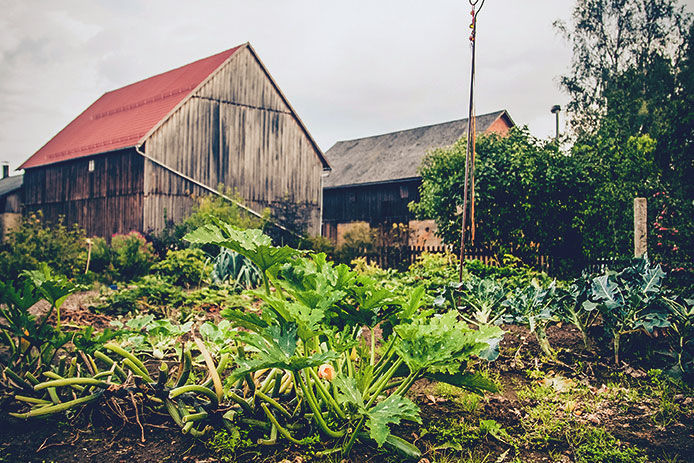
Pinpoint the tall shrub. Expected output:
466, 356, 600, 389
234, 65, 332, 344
0, 212, 87, 280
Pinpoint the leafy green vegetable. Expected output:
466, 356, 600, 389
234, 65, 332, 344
366, 394, 421, 446
395, 311, 503, 374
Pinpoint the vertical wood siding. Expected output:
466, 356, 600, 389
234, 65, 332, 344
22, 149, 144, 237
323, 179, 421, 227
143, 47, 323, 234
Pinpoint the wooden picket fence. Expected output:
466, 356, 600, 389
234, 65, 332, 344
373, 245, 553, 273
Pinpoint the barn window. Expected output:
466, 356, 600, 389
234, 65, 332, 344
399, 185, 409, 199
88, 160, 95, 172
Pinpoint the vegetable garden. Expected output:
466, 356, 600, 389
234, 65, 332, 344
0, 220, 692, 463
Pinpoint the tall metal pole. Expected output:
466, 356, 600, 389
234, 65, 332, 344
551, 105, 561, 140
459, 1, 484, 281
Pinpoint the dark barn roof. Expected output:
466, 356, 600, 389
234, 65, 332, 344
0, 174, 23, 198
324, 110, 513, 188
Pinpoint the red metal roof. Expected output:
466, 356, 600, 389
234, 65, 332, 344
20, 46, 242, 169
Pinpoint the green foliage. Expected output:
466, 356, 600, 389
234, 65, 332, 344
183, 187, 269, 234
574, 428, 647, 463
590, 256, 670, 363
502, 280, 560, 360
0, 265, 78, 388
147, 187, 270, 256
152, 248, 210, 288
109, 232, 157, 282
572, 133, 660, 260
411, 128, 586, 273
395, 310, 503, 374
557, 0, 693, 273
465, 255, 553, 290
336, 222, 376, 263
93, 275, 184, 316
435, 277, 508, 327
301, 235, 337, 259
110, 314, 193, 359
555, 0, 691, 133
0, 212, 87, 281
206, 428, 251, 462
661, 296, 694, 378
404, 252, 459, 290
556, 272, 602, 350
366, 394, 421, 446
211, 249, 261, 290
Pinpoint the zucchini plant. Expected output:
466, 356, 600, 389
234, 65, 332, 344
8, 224, 503, 460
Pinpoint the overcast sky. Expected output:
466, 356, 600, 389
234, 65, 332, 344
1, 1, 586, 172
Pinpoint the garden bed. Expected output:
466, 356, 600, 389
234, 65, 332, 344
1, 317, 691, 463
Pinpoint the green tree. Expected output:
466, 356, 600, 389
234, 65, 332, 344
410, 128, 586, 270
555, 0, 691, 133
572, 132, 660, 259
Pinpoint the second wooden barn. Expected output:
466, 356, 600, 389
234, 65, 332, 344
322, 110, 513, 246
19, 43, 329, 238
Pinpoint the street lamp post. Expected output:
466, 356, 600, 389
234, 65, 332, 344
551, 105, 561, 140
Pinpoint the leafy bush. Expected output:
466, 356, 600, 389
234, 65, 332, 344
301, 235, 336, 260
435, 277, 509, 327
503, 280, 560, 360
88, 237, 112, 276
110, 232, 157, 281
336, 222, 376, 263
660, 295, 694, 379
403, 252, 459, 290
92, 275, 184, 316
465, 255, 553, 290
0, 212, 87, 281
147, 187, 270, 256
152, 248, 210, 288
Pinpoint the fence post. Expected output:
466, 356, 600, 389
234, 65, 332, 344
634, 197, 647, 258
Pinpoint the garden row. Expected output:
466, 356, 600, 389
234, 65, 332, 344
1, 222, 692, 460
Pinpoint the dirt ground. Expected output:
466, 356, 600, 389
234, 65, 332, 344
1, 305, 692, 463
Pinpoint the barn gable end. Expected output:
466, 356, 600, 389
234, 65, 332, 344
142, 44, 326, 234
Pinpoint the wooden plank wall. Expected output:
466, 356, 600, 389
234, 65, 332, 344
323, 179, 421, 227
22, 149, 144, 237
143, 46, 323, 234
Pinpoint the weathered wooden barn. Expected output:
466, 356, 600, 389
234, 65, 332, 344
19, 43, 329, 238
322, 110, 514, 245
0, 166, 23, 241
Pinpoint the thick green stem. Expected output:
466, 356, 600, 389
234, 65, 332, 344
307, 367, 346, 419
35, 377, 108, 391
392, 370, 421, 399
228, 390, 253, 415
255, 390, 292, 419
9, 392, 101, 419
295, 372, 344, 438
104, 344, 153, 382
372, 336, 397, 378
169, 385, 219, 409
260, 403, 305, 445
365, 358, 403, 403
370, 327, 376, 366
